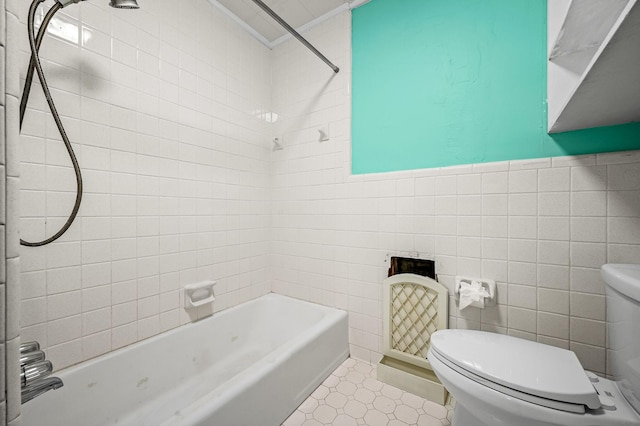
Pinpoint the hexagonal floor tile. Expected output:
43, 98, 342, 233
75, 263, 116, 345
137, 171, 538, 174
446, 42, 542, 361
282, 358, 454, 426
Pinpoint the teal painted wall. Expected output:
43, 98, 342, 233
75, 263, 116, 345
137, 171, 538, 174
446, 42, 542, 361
351, 0, 640, 174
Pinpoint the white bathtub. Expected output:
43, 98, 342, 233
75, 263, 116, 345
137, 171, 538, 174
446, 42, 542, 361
22, 293, 349, 426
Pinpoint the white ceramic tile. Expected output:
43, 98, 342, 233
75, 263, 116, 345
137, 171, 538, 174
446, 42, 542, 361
508, 193, 537, 216
570, 292, 605, 321
82, 262, 112, 288
507, 307, 536, 333
507, 239, 537, 263
508, 169, 537, 193
537, 217, 570, 241
47, 316, 82, 346
537, 312, 569, 339
435, 175, 457, 196
458, 195, 482, 216
435, 216, 457, 236
20, 271, 46, 299
47, 291, 82, 321
480, 305, 507, 327
608, 243, 640, 264
570, 242, 606, 269
21, 297, 47, 328
571, 217, 606, 243
538, 240, 569, 266
481, 238, 507, 260
538, 192, 570, 216
481, 172, 508, 194
597, 150, 640, 165
608, 163, 640, 190
538, 167, 570, 192
508, 261, 537, 287
570, 317, 605, 347
82, 330, 112, 360
537, 288, 569, 315
112, 301, 136, 327
570, 341, 605, 374
482, 216, 508, 238
537, 264, 569, 290
414, 177, 435, 196
457, 216, 481, 237
82, 285, 111, 312
481, 194, 508, 216
435, 196, 457, 216
571, 191, 607, 217
481, 261, 508, 288
608, 217, 640, 244
508, 284, 536, 309
137, 315, 160, 340
508, 216, 537, 239
537, 335, 569, 350
510, 158, 550, 171
552, 155, 596, 168
569, 267, 605, 295
571, 166, 607, 191
472, 161, 509, 173
457, 173, 481, 195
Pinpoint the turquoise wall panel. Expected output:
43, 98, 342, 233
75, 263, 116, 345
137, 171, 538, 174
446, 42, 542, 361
352, 0, 640, 174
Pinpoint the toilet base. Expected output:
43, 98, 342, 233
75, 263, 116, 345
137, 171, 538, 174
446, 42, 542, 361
452, 404, 502, 426
451, 404, 479, 426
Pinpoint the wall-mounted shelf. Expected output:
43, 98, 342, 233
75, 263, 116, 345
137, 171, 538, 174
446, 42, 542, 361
548, 0, 640, 133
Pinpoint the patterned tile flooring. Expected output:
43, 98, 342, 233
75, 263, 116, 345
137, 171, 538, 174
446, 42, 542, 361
283, 358, 455, 426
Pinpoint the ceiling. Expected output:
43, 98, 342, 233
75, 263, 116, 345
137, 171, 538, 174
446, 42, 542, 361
208, 0, 369, 47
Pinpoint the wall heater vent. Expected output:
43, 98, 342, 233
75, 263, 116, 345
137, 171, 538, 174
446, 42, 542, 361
378, 273, 449, 403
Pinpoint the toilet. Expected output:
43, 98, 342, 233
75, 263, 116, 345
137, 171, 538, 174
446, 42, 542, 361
427, 264, 640, 426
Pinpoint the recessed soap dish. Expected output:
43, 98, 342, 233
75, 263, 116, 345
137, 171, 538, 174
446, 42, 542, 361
184, 280, 216, 309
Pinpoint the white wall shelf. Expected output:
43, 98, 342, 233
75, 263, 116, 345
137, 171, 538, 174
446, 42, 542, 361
548, 0, 640, 133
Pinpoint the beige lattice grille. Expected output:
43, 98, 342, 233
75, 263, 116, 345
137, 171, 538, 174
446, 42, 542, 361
390, 282, 439, 358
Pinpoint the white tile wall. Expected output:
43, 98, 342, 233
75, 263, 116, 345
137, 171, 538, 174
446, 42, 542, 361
1, 0, 8, 421
5, 0, 24, 421
270, 11, 640, 376
17, 0, 272, 370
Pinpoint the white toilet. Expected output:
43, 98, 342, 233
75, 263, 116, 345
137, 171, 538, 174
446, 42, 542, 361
427, 264, 640, 426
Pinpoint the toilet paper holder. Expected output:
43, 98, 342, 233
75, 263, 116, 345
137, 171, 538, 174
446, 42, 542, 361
454, 276, 497, 308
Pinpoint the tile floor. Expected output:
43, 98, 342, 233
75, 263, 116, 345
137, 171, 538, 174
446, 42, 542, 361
282, 358, 455, 426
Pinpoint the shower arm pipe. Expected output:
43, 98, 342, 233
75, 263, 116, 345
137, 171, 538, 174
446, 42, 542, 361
249, 0, 339, 74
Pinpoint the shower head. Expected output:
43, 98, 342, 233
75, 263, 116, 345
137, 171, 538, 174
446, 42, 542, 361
109, 0, 139, 8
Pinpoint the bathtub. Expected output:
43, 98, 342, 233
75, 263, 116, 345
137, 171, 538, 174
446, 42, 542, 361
22, 293, 349, 426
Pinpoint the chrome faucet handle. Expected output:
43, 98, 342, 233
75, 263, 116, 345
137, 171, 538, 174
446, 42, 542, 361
18, 340, 64, 404
21, 360, 53, 388
20, 341, 40, 354
20, 350, 46, 368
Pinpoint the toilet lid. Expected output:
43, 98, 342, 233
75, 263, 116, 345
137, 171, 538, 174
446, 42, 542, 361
430, 330, 601, 410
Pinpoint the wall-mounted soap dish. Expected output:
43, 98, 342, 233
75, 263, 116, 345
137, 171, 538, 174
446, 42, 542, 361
184, 280, 216, 309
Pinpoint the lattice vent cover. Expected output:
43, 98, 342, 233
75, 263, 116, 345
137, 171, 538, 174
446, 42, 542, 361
390, 283, 439, 358
383, 273, 448, 369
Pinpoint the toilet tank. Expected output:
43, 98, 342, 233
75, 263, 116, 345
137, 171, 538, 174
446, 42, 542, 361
602, 264, 640, 413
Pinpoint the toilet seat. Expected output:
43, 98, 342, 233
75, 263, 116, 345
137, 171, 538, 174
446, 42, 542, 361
430, 330, 602, 414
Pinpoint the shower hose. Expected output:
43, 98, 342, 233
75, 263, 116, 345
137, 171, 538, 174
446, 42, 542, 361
19, 0, 83, 247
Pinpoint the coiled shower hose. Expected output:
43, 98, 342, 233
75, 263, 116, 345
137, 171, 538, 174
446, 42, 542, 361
20, 0, 83, 247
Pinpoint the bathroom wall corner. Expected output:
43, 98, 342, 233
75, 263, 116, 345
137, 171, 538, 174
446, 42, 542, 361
3, 0, 22, 423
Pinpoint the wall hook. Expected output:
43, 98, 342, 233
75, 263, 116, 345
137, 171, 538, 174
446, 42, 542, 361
272, 137, 283, 151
